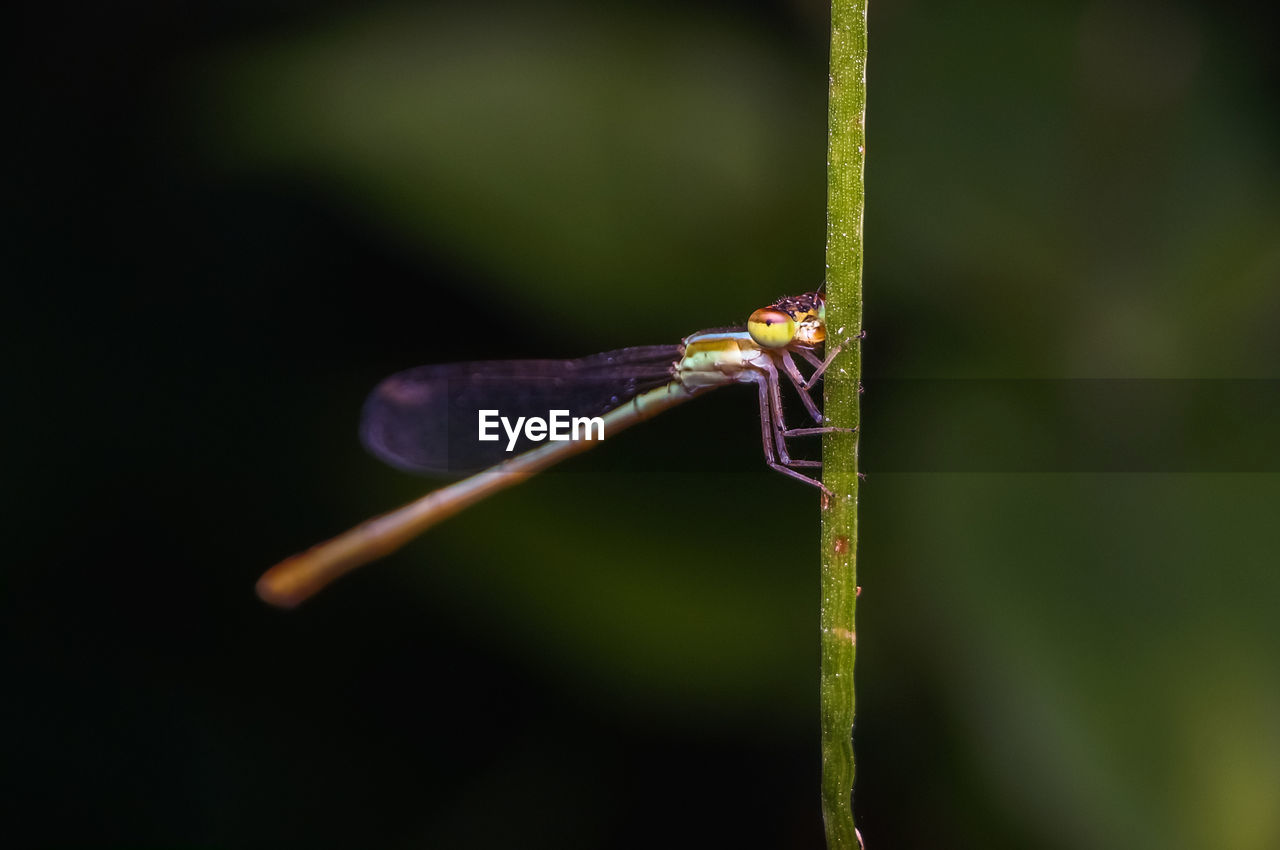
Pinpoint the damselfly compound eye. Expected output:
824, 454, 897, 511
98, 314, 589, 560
748, 307, 797, 349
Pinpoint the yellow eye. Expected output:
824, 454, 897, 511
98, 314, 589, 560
748, 307, 797, 349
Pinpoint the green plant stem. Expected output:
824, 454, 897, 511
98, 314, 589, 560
820, 0, 867, 847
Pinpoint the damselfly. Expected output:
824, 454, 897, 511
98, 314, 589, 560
258, 292, 856, 607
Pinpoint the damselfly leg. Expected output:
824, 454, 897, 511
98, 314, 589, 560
753, 354, 856, 496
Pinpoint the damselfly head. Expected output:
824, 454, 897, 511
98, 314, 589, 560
747, 292, 826, 349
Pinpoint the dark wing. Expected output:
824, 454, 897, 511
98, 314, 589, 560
359, 345, 682, 475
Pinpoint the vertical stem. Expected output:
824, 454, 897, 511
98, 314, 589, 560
821, 0, 867, 847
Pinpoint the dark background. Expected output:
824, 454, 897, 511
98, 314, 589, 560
8, 0, 1280, 847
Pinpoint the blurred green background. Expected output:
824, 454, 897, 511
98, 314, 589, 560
8, 0, 1280, 847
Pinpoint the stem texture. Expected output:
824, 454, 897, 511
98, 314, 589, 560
820, 0, 867, 846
